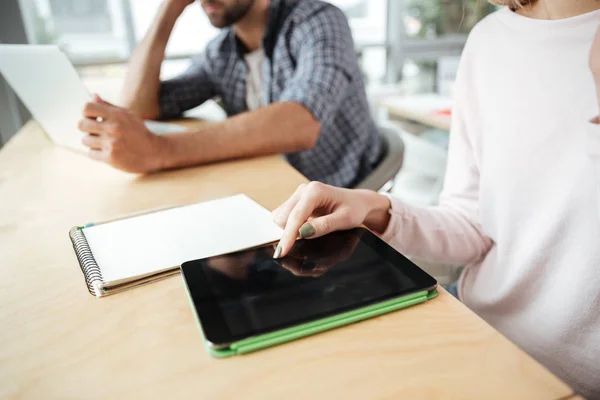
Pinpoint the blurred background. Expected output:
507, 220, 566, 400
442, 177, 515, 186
12, 0, 494, 87
0, 0, 495, 236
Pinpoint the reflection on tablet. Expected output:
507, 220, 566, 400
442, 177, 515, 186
182, 229, 436, 345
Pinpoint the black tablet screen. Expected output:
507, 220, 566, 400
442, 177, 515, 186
181, 228, 437, 345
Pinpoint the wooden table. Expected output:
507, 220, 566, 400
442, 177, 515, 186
0, 121, 574, 399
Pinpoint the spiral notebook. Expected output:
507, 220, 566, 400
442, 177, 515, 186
69, 194, 283, 298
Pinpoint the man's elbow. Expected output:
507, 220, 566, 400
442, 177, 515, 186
120, 95, 161, 120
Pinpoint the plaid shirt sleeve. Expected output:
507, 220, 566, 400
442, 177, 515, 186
278, 6, 355, 127
158, 52, 216, 120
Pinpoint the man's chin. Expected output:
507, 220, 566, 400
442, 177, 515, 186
207, 15, 230, 28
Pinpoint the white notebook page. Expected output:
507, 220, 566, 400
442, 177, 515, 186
83, 195, 283, 284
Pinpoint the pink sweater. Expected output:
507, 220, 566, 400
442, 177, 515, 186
381, 8, 600, 398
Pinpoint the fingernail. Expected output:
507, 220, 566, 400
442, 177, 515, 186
273, 244, 282, 259
299, 223, 316, 239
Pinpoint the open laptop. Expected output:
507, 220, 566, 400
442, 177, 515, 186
0, 45, 187, 152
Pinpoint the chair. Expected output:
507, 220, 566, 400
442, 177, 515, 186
354, 125, 405, 192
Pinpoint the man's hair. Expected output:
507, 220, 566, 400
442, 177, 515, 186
488, 0, 536, 10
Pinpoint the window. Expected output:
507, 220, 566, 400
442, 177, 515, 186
20, 0, 390, 83
20, 0, 133, 63
329, 0, 387, 45
19, 0, 495, 88
328, 0, 388, 84
404, 0, 495, 39
21, 0, 220, 63
390, 0, 497, 92
129, 0, 219, 57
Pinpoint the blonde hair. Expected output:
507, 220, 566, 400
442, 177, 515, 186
488, 0, 535, 10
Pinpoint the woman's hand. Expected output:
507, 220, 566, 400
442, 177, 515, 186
272, 182, 392, 258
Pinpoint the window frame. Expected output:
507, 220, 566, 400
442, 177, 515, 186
385, 0, 467, 83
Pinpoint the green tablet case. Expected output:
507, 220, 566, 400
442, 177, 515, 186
184, 284, 438, 358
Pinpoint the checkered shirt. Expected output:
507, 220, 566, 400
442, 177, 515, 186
159, 0, 381, 187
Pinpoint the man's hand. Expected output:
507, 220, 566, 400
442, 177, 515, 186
590, 26, 600, 121
167, 0, 196, 12
78, 95, 166, 173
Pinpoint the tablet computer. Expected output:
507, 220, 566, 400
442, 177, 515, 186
181, 228, 438, 357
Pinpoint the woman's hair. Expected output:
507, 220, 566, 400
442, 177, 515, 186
488, 0, 535, 9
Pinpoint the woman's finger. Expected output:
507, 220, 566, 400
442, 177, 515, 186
272, 183, 306, 228
274, 188, 323, 258
298, 208, 354, 240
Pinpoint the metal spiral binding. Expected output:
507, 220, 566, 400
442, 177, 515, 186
69, 227, 103, 296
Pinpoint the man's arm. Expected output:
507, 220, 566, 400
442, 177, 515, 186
120, 0, 192, 119
152, 4, 357, 170
155, 102, 320, 169
78, 4, 354, 172
277, 5, 356, 129
78, 97, 319, 173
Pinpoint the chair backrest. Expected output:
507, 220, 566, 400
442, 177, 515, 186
354, 125, 405, 191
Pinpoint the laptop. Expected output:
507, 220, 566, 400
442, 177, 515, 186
0, 45, 186, 152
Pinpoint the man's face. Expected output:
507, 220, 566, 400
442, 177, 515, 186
200, 0, 256, 28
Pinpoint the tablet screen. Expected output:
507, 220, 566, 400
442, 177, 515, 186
181, 228, 437, 346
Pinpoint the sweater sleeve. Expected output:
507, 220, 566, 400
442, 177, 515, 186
380, 44, 493, 266
586, 117, 600, 159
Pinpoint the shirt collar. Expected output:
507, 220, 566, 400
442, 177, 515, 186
227, 0, 287, 58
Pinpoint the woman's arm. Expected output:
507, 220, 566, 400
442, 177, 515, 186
272, 94, 492, 265
273, 38, 492, 265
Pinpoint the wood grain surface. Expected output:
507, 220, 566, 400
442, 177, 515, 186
0, 121, 573, 399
